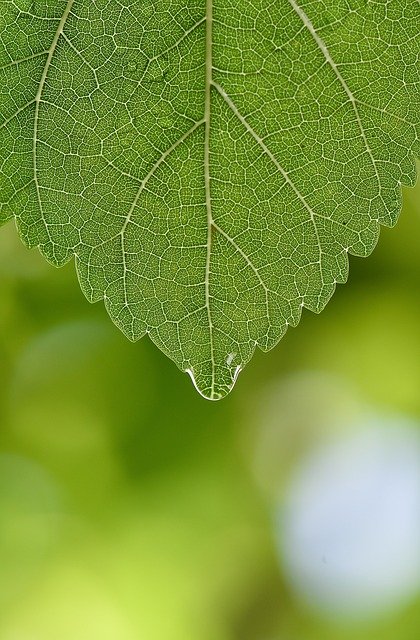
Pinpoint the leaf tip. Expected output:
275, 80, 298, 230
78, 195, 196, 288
186, 363, 242, 401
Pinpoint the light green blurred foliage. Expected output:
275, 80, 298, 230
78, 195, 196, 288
0, 176, 419, 638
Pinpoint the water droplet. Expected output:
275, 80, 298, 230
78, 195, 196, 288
226, 352, 236, 366
186, 363, 242, 401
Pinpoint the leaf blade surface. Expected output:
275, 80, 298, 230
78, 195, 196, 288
0, 0, 418, 398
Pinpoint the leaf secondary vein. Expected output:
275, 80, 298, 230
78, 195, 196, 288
288, 0, 382, 200
33, 0, 75, 250
211, 80, 324, 284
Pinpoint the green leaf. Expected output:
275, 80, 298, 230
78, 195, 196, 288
0, 1, 418, 400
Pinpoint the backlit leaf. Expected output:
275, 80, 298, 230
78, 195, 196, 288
0, 0, 418, 399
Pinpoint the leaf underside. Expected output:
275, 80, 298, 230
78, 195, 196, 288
0, 0, 418, 399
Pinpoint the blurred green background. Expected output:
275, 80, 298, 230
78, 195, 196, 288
0, 172, 419, 640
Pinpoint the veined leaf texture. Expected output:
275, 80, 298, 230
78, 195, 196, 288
0, 0, 419, 399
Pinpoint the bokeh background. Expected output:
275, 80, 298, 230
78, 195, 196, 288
0, 170, 419, 640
